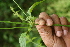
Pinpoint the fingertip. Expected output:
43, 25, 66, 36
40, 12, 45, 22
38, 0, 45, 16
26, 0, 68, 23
35, 18, 46, 25
46, 19, 53, 26
39, 12, 48, 18
39, 19, 46, 25
56, 31, 62, 37
40, 12, 47, 15
51, 14, 57, 17
63, 30, 68, 35
35, 18, 40, 24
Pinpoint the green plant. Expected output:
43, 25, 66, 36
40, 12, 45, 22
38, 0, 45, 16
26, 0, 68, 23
0, 0, 70, 47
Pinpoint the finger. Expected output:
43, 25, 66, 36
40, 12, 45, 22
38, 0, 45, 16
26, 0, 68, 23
39, 18, 46, 25
35, 18, 46, 25
39, 12, 53, 26
51, 14, 62, 37
60, 17, 68, 35
35, 18, 40, 24
68, 22, 70, 30
36, 25, 54, 47
68, 22, 70, 25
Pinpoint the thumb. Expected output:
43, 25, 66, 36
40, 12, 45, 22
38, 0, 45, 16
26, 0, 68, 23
36, 25, 54, 47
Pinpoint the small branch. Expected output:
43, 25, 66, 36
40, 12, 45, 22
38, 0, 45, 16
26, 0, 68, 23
35, 24, 70, 27
0, 27, 28, 29
53, 24, 70, 27
13, 0, 27, 16
0, 21, 29, 24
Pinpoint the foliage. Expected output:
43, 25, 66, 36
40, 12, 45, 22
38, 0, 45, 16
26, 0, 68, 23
0, 0, 70, 47
19, 33, 26, 47
27, 0, 45, 16
46, 0, 70, 21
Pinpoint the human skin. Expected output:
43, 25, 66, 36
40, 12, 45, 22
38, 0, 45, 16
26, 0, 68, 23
35, 12, 70, 47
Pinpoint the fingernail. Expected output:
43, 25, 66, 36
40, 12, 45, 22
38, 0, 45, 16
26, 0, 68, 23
64, 30, 68, 35
46, 19, 53, 26
56, 31, 62, 37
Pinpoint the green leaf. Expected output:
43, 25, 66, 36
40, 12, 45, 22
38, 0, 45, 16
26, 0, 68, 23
27, 0, 45, 16
19, 33, 26, 47
32, 37, 37, 40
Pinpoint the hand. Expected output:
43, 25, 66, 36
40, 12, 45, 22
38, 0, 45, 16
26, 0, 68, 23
35, 12, 70, 47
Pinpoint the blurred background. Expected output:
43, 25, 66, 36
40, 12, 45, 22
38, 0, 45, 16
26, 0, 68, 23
0, 0, 70, 47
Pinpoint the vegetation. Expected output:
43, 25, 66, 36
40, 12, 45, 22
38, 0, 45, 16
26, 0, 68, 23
0, 0, 70, 47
